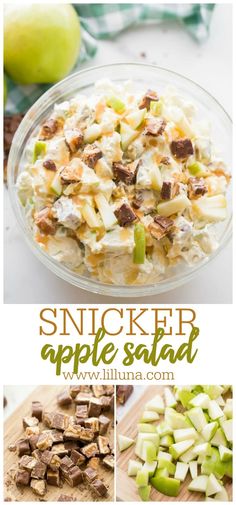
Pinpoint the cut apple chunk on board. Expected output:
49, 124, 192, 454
136, 468, 149, 487
219, 444, 232, 462
189, 461, 198, 479
186, 407, 207, 432
174, 462, 189, 481
189, 393, 210, 409
128, 459, 142, 476
94, 193, 117, 230
138, 485, 151, 502
208, 400, 224, 420
206, 473, 223, 496
192, 195, 227, 221
173, 427, 197, 443
188, 474, 208, 493
145, 395, 164, 414
150, 476, 180, 497
220, 419, 232, 442
118, 434, 134, 452
170, 439, 195, 459
157, 194, 190, 217
140, 410, 159, 423
164, 387, 177, 408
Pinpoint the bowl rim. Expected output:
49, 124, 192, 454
7, 62, 232, 297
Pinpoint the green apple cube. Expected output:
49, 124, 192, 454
141, 440, 157, 462
219, 445, 232, 462
81, 203, 101, 229
201, 447, 232, 479
145, 395, 164, 414
143, 461, 157, 477
157, 421, 173, 437
192, 195, 227, 222
173, 428, 197, 443
150, 476, 180, 497
157, 194, 190, 217
140, 410, 159, 423
135, 433, 159, 459
189, 461, 198, 479
178, 390, 196, 408
164, 388, 177, 408
160, 435, 174, 447
165, 408, 189, 429
138, 423, 157, 433
170, 439, 195, 459
84, 124, 102, 143
202, 422, 218, 442
214, 487, 229, 501
33, 140, 47, 162
220, 419, 232, 442
158, 459, 176, 475
120, 121, 139, 150
150, 99, 163, 116
188, 475, 208, 493
223, 399, 233, 419
211, 428, 227, 447
208, 400, 224, 420
157, 450, 172, 462
186, 407, 207, 432
136, 468, 149, 487
179, 447, 196, 463
50, 171, 62, 196
94, 193, 117, 230
133, 223, 146, 264
150, 165, 162, 190
189, 393, 210, 409
215, 395, 225, 407
174, 462, 189, 481
206, 473, 223, 496
197, 454, 205, 464
154, 467, 169, 478
188, 161, 207, 177
138, 485, 151, 501
118, 434, 134, 452
128, 459, 143, 477
192, 442, 211, 457
203, 386, 224, 400
106, 95, 125, 114
126, 108, 147, 129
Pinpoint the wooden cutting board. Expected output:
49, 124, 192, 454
4, 386, 114, 502
116, 386, 232, 502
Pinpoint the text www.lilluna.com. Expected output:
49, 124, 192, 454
62, 368, 174, 381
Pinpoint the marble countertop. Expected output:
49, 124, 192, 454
4, 4, 232, 303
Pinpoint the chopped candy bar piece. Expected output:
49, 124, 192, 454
149, 215, 174, 240
103, 454, 115, 470
64, 128, 84, 153
70, 449, 86, 466
15, 470, 30, 486
47, 468, 60, 487
88, 457, 100, 470
91, 479, 108, 497
84, 417, 99, 433
57, 390, 73, 407
74, 392, 93, 405
116, 385, 133, 404
43, 159, 57, 171
69, 386, 81, 398
97, 435, 110, 455
17, 439, 31, 457
36, 432, 53, 450
22, 416, 39, 430
64, 466, 83, 487
99, 415, 110, 435
188, 177, 207, 199
83, 467, 97, 482
30, 478, 47, 497
19, 456, 37, 471
139, 89, 159, 110
31, 461, 47, 480
81, 442, 99, 459
113, 161, 137, 185
170, 138, 194, 159
82, 143, 102, 168
88, 398, 102, 417
92, 385, 106, 398
39, 118, 58, 140
144, 118, 166, 136
75, 405, 88, 419
161, 180, 179, 200
35, 207, 56, 235
114, 203, 137, 227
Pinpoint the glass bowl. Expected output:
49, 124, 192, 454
8, 63, 232, 297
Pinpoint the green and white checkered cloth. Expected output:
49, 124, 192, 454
5, 3, 215, 115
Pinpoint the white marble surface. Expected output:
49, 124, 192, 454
3, 385, 36, 420
4, 4, 232, 303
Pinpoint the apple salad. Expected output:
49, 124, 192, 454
16, 80, 231, 285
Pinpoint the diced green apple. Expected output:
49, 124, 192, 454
179, 448, 196, 463
174, 462, 189, 481
187, 161, 207, 177
178, 390, 196, 408
135, 433, 159, 459
84, 123, 102, 143
127, 459, 142, 477
150, 166, 162, 190
81, 203, 101, 229
157, 421, 173, 437
126, 108, 147, 129
120, 122, 139, 150
189, 461, 198, 479
206, 473, 223, 496
208, 400, 224, 420
211, 428, 227, 447
145, 395, 164, 414
150, 476, 180, 497
50, 171, 62, 196
186, 407, 207, 432
33, 140, 47, 162
157, 194, 191, 217
188, 475, 208, 493
173, 428, 197, 443
141, 440, 157, 462
165, 408, 189, 429
160, 435, 174, 448
94, 193, 117, 230
220, 419, 232, 442
136, 468, 149, 487
138, 485, 151, 501
219, 445, 232, 462
164, 388, 177, 408
223, 399, 232, 419
106, 95, 125, 114
143, 461, 157, 477
189, 393, 210, 409
150, 99, 163, 116
138, 423, 157, 433
201, 447, 232, 479
192, 195, 227, 222
154, 467, 169, 478
203, 386, 224, 400
192, 442, 211, 457
157, 451, 172, 462
118, 434, 134, 452
202, 422, 218, 442
170, 439, 195, 459
140, 410, 159, 423
214, 487, 229, 501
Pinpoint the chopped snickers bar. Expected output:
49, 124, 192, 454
75, 405, 88, 419
70, 449, 86, 466
188, 177, 207, 199
17, 439, 31, 457
39, 118, 58, 140
35, 207, 56, 235
161, 180, 179, 200
113, 161, 137, 185
98, 415, 110, 435
139, 89, 159, 110
32, 401, 43, 421
83, 467, 97, 483
15, 470, 30, 486
97, 435, 110, 455
149, 215, 174, 240
64, 128, 84, 153
36, 432, 53, 450
30, 478, 47, 496
92, 385, 105, 398
42, 411, 54, 428
91, 479, 108, 497
25, 426, 40, 437
103, 454, 115, 470
82, 143, 102, 168
29, 434, 39, 452
88, 398, 102, 417
51, 412, 69, 431
144, 118, 166, 136
19, 455, 37, 471
50, 430, 64, 443
47, 468, 60, 487
74, 392, 93, 405
114, 203, 137, 227
84, 417, 99, 433
31, 461, 47, 480
64, 466, 83, 487
88, 457, 100, 470
43, 159, 57, 171
132, 191, 144, 209
60, 164, 83, 185
23, 416, 39, 430
51, 443, 69, 457
103, 385, 114, 396
116, 385, 134, 405
81, 442, 99, 459
100, 396, 111, 411
170, 138, 194, 159
57, 390, 73, 407
69, 386, 81, 398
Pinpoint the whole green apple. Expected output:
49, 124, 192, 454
4, 4, 81, 84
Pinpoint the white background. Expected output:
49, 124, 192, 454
4, 3, 232, 303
